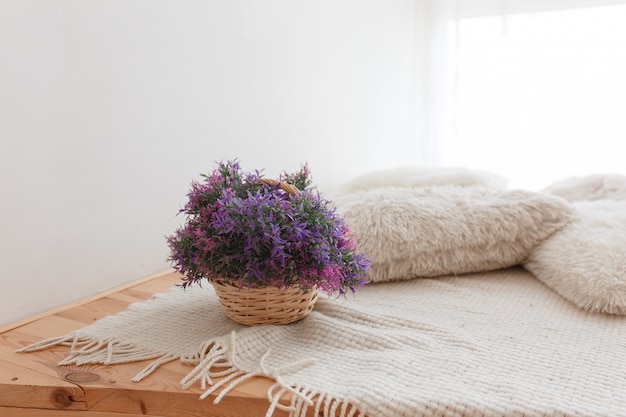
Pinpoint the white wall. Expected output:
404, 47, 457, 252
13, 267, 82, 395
0, 1, 416, 326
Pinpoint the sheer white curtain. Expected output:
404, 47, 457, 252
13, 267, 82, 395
414, 0, 626, 190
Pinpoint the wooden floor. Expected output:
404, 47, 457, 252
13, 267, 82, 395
0, 270, 291, 417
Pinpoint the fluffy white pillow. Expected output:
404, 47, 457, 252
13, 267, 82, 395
524, 201, 626, 314
334, 185, 573, 283
523, 175, 626, 314
541, 174, 626, 202
333, 166, 507, 195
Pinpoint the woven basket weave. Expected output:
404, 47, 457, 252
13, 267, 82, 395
211, 178, 318, 326
211, 279, 319, 326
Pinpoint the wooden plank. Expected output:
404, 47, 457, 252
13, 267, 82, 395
3, 315, 88, 349
105, 291, 151, 305
70, 387, 290, 417
55, 297, 131, 324
0, 407, 160, 417
0, 269, 177, 334
129, 273, 180, 295
0, 357, 86, 411
0, 269, 319, 417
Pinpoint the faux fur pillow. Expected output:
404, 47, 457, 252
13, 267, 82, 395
333, 166, 507, 195
541, 174, 626, 202
523, 175, 626, 314
334, 185, 573, 283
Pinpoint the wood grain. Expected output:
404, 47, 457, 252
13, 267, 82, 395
0, 270, 296, 417
0, 407, 160, 417
0, 269, 176, 334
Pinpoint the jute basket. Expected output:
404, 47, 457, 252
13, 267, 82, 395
211, 279, 319, 326
211, 178, 319, 326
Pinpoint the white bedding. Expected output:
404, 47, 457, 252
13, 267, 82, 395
20, 267, 626, 417
336, 267, 626, 416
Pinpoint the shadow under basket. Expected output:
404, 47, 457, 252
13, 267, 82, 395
211, 279, 319, 326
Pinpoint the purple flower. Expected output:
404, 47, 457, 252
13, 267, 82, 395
166, 160, 370, 295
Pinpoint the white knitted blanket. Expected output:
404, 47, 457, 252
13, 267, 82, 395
20, 268, 626, 417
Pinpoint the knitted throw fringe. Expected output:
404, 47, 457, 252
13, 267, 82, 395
19, 329, 360, 417
17, 285, 371, 417
19, 334, 179, 380
17, 269, 626, 417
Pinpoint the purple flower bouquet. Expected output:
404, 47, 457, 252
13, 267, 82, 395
167, 160, 369, 297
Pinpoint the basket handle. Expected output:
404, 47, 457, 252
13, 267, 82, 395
257, 178, 299, 196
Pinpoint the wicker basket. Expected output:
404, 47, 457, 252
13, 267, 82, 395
211, 279, 319, 326
211, 178, 318, 326
256, 177, 300, 196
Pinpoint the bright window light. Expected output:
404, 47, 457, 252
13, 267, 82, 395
441, 4, 626, 190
